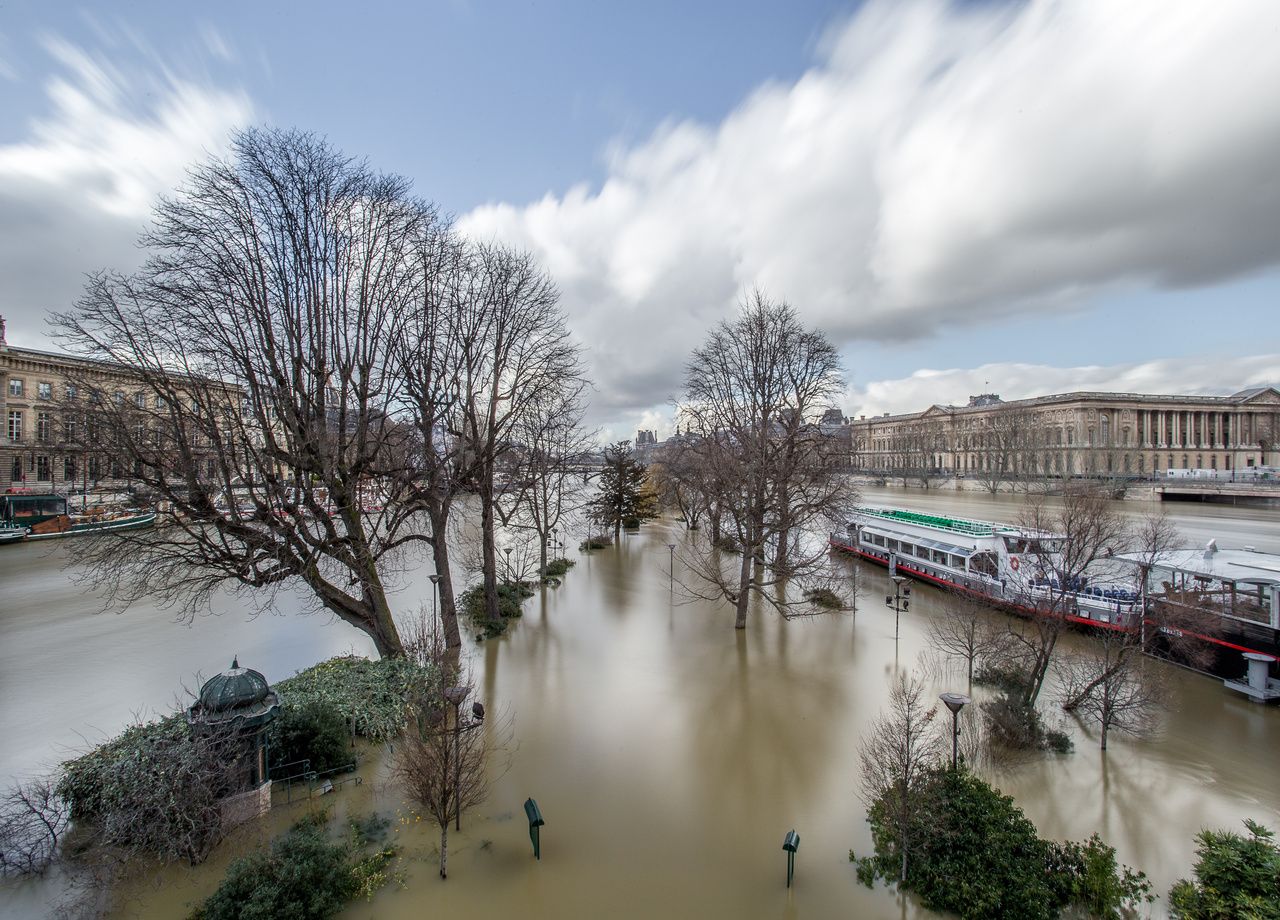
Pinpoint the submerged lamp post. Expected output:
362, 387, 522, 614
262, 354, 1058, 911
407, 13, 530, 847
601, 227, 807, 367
782, 829, 800, 888
886, 575, 910, 639
504, 546, 513, 582
443, 685, 484, 830
939, 692, 971, 770
668, 543, 675, 591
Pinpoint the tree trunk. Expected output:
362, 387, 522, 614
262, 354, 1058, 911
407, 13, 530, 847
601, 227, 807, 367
439, 822, 449, 879
479, 465, 501, 625
428, 503, 462, 649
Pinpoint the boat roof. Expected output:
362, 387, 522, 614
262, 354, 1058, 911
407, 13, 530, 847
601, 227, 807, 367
855, 506, 1026, 538
1115, 548, 1280, 586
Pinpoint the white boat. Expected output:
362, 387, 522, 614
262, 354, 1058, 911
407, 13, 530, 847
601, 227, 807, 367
832, 507, 1141, 625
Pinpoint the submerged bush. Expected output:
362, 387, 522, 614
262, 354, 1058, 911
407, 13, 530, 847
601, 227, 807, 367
461, 581, 535, 638
191, 810, 397, 920
804, 587, 844, 610
579, 534, 613, 551
853, 768, 1148, 920
981, 692, 1073, 754
540, 557, 576, 579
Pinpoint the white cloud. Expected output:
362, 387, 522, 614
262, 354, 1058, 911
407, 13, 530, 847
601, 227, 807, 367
849, 353, 1280, 419
0, 32, 253, 345
460, 0, 1280, 422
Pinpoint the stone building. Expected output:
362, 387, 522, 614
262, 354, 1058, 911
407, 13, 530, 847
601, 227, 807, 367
849, 387, 1280, 479
1, 316, 238, 494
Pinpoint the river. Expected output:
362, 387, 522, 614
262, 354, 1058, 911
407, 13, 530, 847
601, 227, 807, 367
1, 488, 1278, 918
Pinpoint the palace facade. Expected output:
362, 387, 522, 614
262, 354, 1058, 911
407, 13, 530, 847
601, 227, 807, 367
1, 317, 236, 494
849, 387, 1280, 479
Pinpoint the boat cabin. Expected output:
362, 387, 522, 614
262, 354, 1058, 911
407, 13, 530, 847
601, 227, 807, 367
0, 492, 69, 528
1117, 542, 1280, 630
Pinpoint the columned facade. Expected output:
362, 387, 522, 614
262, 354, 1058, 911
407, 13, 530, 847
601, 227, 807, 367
848, 387, 1280, 479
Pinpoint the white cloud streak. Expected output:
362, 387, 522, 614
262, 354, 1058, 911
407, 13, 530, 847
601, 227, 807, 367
460, 0, 1280, 423
0, 30, 253, 344
850, 353, 1280, 419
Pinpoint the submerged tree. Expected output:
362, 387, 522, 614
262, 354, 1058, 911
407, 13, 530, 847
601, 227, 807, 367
678, 291, 856, 628
588, 440, 658, 538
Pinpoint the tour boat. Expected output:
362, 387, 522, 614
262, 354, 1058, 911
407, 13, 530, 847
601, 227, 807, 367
829, 507, 1280, 680
0, 491, 156, 543
831, 507, 1140, 626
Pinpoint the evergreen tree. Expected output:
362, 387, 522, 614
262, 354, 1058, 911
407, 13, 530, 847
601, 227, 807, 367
589, 441, 659, 537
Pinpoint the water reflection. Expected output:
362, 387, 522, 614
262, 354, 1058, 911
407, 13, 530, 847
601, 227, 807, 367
1, 493, 1279, 918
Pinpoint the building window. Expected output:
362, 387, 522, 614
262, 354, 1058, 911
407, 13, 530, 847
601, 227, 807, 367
8, 378, 23, 398
36, 456, 51, 481
64, 457, 77, 481
36, 412, 51, 442
7, 410, 23, 442
65, 384, 78, 400
114, 391, 125, 407
134, 392, 146, 409
37, 382, 52, 400
156, 395, 167, 409
10, 456, 20, 482
63, 417, 78, 443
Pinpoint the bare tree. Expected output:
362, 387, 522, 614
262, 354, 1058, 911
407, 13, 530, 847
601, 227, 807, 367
1005, 484, 1130, 707
858, 673, 943, 883
53, 128, 431, 658
394, 615, 506, 879
678, 290, 857, 628
896, 414, 948, 489
0, 777, 70, 877
973, 408, 1036, 494
498, 383, 594, 574
925, 596, 1012, 690
453, 244, 584, 629
1058, 631, 1167, 751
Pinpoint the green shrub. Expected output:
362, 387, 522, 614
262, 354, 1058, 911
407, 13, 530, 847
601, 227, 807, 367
540, 557, 576, 579
853, 769, 1147, 920
579, 534, 613, 551
804, 587, 844, 609
191, 810, 396, 920
461, 581, 534, 637
269, 701, 351, 774
272, 655, 435, 743
621, 516, 641, 529
981, 692, 1073, 754
1170, 819, 1280, 919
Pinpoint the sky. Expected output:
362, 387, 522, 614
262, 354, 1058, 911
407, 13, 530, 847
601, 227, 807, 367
1, 0, 1278, 439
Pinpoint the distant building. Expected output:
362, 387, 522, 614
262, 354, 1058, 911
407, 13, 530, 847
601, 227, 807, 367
848, 386, 1280, 478
1, 316, 235, 494
636, 429, 657, 446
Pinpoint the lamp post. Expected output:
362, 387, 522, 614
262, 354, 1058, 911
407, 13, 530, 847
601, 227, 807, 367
939, 692, 970, 770
429, 573, 441, 620
885, 575, 910, 639
667, 543, 675, 591
504, 546, 513, 582
442, 686, 485, 830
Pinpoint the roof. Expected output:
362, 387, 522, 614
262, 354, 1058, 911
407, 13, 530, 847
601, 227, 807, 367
856, 506, 1020, 538
1116, 548, 1280, 585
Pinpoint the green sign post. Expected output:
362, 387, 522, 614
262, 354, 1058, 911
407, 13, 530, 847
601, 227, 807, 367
783, 829, 800, 888
524, 797, 545, 860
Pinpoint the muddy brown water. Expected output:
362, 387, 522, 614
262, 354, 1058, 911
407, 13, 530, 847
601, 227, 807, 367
2, 487, 1278, 918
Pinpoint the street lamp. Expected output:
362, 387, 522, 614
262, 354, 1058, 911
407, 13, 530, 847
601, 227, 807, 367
504, 546, 513, 582
885, 575, 910, 639
939, 692, 970, 770
428, 573, 441, 620
667, 543, 675, 591
443, 685, 485, 830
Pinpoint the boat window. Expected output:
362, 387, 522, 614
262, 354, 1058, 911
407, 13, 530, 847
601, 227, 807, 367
932, 549, 947, 565
970, 553, 998, 578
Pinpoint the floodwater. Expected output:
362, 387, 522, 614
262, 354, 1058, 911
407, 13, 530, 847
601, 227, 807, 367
1, 487, 1279, 918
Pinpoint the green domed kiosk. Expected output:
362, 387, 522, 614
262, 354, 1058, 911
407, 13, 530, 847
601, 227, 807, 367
186, 657, 281, 825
